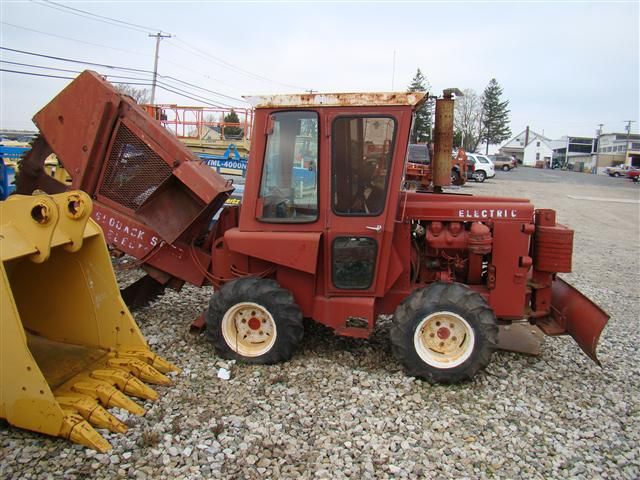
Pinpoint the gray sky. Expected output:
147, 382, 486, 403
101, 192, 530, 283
1, 1, 638, 145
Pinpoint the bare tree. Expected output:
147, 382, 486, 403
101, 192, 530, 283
115, 84, 151, 104
454, 88, 484, 152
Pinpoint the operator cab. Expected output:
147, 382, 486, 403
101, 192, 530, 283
237, 92, 425, 305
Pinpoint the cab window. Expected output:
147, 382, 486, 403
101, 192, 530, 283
332, 116, 396, 215
259, 111, 318, 222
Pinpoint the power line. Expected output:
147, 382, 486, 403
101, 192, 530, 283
0, 47, 246, 104
37, 0, 166, 35
0, 21, 149, 57
161, 74, 244, 103
1, 59, 82, 75
0, 61, 234, 107
170, 38, 308, 91
0, 68, 75, 80
0, 68, 230, 107
161, 58, 244, 92
1, 46, 152, 74
1, 20, 233, 93
32, 0, 308, 93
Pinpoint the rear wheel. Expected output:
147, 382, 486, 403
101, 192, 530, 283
474, 170, 486, 182
502, 165, 510, 171
205, 278, 303, 364
390, 282, 498, 383
613, 172, 621, 177
451, 169, 462, 185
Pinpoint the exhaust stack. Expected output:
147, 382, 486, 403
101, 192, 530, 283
432, 89, 462, 192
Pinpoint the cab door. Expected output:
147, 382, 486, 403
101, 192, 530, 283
325, 114, 399, 297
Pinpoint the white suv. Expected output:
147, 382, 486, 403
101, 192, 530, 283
466, 153, 496, 182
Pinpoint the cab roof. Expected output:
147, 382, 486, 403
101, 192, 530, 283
244, 92, 428, 109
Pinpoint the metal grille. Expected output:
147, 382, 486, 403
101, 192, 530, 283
98, 123, 172, 211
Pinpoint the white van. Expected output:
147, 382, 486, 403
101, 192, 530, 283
466, 153, 496, 182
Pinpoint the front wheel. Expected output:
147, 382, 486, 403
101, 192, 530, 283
451, 169, 462, 185
205, 278, 303, 364
502, 165, 510, 171
390, 282, 498, 383
474, 170, 486, 183
613, 172, 621, 177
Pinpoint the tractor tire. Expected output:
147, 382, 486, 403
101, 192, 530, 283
474, 170, 486, 183
502, 165, 510, 171
390, 282, 498, 384
205, 278, 303, 364
451, 169, 462, 185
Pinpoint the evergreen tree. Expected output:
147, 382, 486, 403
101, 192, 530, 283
407, 69, 432, 143
481, 79, 511, 154
223, 109, 243, 138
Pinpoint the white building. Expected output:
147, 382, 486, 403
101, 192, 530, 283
551, 136, 596, 172
596, 133, 640, 173
499, 127, 550, 165
522, 137, 554, 167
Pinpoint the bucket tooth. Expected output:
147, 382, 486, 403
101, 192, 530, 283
60, 409, 112, 453
72, 379, 145, 416
114, 347, 181, 374
56, 395, 128, 433
91, 369, 158, 401
108, 357, 172, 386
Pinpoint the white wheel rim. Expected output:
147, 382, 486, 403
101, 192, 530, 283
413, 311, 475, 369
221, 302, 277, 357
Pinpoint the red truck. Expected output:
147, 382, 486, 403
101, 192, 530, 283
405, 144, 468, 189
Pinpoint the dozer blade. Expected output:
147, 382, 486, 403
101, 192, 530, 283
538, 277, 610, 364
0, 191, 179, 451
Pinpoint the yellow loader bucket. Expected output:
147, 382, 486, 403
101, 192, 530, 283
0, 191, 178, 452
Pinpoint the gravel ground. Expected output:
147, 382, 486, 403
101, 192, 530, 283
1, 169, 639, 479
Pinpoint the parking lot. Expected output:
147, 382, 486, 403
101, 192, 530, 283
491, 166, 639, 189
1, 168, 639, 480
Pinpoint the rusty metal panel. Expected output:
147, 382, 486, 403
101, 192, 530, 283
32, 71, 121, 192
496, 323, 544, 356
92, 203, 210, 286
244, 92, 428, 109
98, 122, 172, 210
402, 191, 534, 222
224, 228, 321, 274
533, 225, 574, 272
172, 160, 231, 204
546, 277, 609, 364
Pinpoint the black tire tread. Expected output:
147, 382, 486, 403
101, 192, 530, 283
390, 282, 498, 384
205, 278, 303, 364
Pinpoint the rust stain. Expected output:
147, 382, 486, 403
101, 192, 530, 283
243, 92, 428, 108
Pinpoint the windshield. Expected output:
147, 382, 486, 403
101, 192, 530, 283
259, 111, 319, 222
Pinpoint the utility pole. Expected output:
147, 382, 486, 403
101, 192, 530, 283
593, 123, 604, 174
149, 32, 171, 105
623, 120, 635, 166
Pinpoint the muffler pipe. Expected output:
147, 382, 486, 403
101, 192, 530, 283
432, 89, 461, 192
